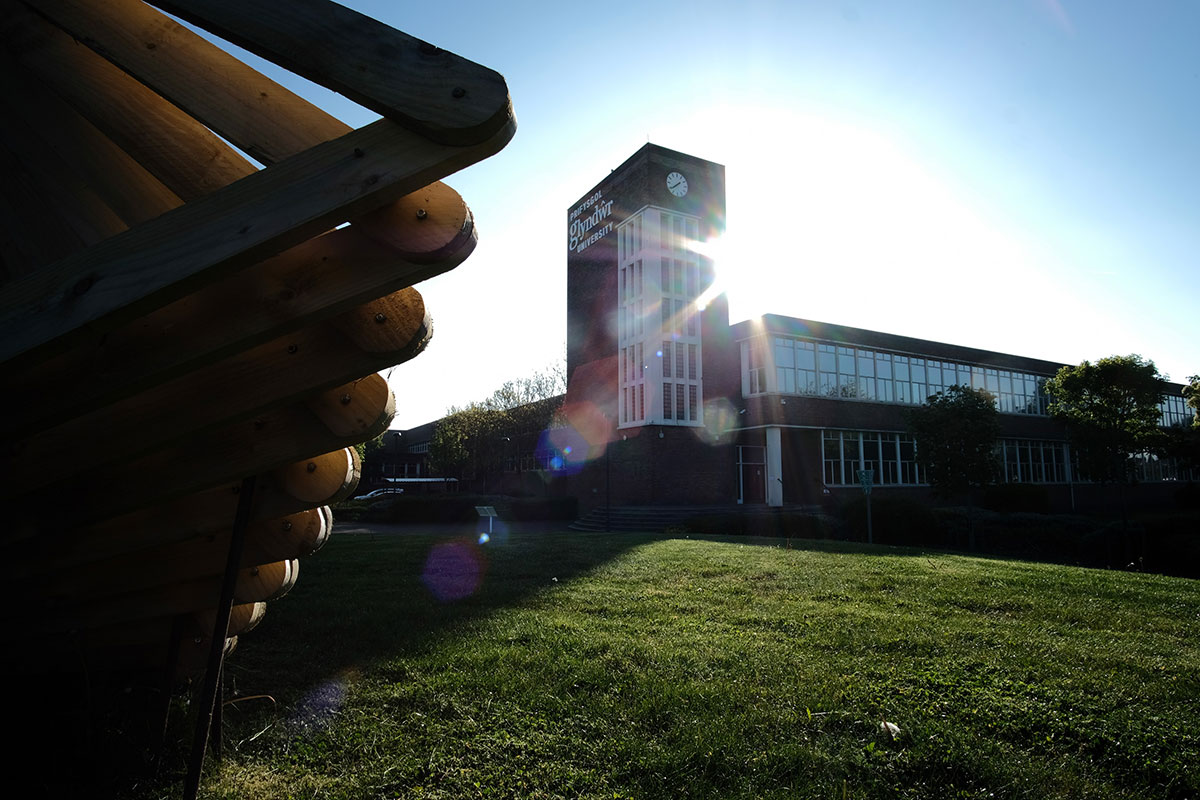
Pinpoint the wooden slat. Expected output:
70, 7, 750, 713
23, 559, 298, 635
17, 508, 327, 603
0, 144, 89, 279
2, 0, 258, 200
0, 101, 128, 252
6, 615, 201, 675
0, 48, 182, 229
152, 0, 513, 146
3, 182, 472, 437
19, 376, 393, 527
3, 288, 427, 497
3, 458, 346, 570
0, 113, 514, 368
197, 602, 266, 638
20, 0, 349, 166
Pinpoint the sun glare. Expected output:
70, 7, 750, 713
661, 104, 1058, 336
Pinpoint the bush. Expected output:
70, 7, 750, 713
841, 495, 943, 547
336, 494, 578, 526
504, 496, 578, 521
681, 511, 843, 540
980, 483, 1051, 513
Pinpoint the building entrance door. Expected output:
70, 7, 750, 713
738, 446, 766, 504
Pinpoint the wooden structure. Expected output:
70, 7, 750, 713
0, 0, 513, 690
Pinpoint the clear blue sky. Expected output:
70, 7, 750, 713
221, 1, 1199, 427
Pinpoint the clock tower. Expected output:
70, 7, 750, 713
565, 144, 728, 434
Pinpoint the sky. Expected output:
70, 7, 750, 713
212, 1, 1199, 428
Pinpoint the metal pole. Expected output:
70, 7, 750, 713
605, 426, 611, 532
184, 475, 257, 800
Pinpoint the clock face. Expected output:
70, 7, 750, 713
666, 171, 688, 197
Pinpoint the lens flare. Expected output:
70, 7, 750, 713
422, 540, 484, 602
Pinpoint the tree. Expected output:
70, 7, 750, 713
905, 384, 1000, 499
427, 360, 567, 487
1044, 355, 1166, 485
1184, 375, 1200, 428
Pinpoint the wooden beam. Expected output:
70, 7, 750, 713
0, 47, 183, 228
20, 375, 392, 527
2, 0, 258, 199
13, 507, 328, 603
4, 288, 427, 497
3, 182, 472, 437
0, 113, 514, 368
22, 558, 298, 635
4, 457, 347, 570
20, 0, 349, 166
150, 0, 513, 146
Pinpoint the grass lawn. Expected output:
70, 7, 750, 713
179, 526, 1198, 799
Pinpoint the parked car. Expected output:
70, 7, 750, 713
352, 488, 403, 500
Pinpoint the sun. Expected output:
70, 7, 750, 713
670, 103, 1043, 332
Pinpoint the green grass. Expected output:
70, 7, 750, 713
179, 529, 1197, 799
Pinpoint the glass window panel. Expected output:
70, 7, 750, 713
877, 353, 892, 380
677, 384, 686, 422
819, 345, 836, 372
796, 341, 816, 370
858, 351, 875, 377
663, 383, 672, 419
775, 338, 794, 368
662, 342, 672, 378
689, 385, 698, 421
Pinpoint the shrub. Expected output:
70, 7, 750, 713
841, 495, 943, 547
681, 511, 843, 540
980, 482, 1051, 513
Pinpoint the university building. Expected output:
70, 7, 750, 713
558, 143, 1194, 513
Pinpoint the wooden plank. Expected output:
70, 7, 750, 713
0, 104, 128, 253
3, 458, 347, 572
3, 288, 427, 497
0, 113, 514, 368
0, 49, 183, 229
22, 559, 298, 634
2, 0, 258, 200
20, 0, 349, 166
16, 507, 327, 603
17, 375, 393, 527
7, 615, 198, 675
0, 144, 89, 279
197, 602, 266, 638
3, 181, 472, 437
151, 0, 513, 146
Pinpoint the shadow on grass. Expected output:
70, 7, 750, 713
223, 523, 652, 706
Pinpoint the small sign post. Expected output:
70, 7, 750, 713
475, 505, 498, 536
856, 469, 874, 545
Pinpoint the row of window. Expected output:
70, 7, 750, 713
756, 336, 1050, 415
1159, 394, 1192, 428
621, 383, 646, 426
822, 430, 925, 486
821, 430, 1197, 486
660, 211, 699, 255
663, 381, 699, 422
661, 340, 699, 381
